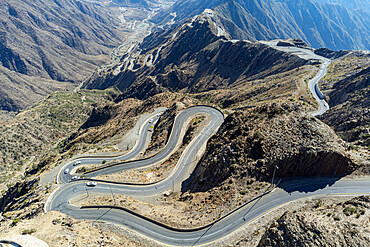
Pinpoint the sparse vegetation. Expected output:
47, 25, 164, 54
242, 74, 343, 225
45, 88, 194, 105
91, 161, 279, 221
343, 206, 356, 216
21, 228, 37, 235
0, 88, 120, 187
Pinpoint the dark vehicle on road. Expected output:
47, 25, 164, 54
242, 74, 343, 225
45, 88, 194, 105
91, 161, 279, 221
315, 84, 325, 100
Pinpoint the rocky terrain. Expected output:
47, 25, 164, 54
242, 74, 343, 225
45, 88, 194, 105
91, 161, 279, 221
94, 114, 207, 184
0, 88, 120, 191
314, 48, 350, 60
82, 15, 308, 100
107, 0, 173, 8
0, 211, 146, 247
315, 0, 369, 13
185, 103, 366, 193
152, 0, 370, 50
0, 0, 124, 111
318, 53, 370, 149
60, 92, 194, 155
0, 1, 368, 245
258, 196, 370, 247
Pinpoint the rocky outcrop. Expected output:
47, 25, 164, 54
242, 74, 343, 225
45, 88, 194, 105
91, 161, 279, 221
258, 196, 370, 247
277, 39, 310, 49
0, 178, 40, 215
145, 103, 178, 154
83, 16, 307, 100
314, 48, 350, 59
319, 56, 370, 146
61, 93, 190, 152
186, 103, 359, 192
0, 32, 27, 75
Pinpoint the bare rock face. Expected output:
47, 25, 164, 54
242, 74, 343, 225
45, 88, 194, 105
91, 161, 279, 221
186, 103, 359, 192
319, 55, 370, 147
258, 196, 370, 247
0, 32, 27, 75
83, 16, 307, 100
314, 48, 350, 60
0, 178, 42, 220
277, 39, 310, 49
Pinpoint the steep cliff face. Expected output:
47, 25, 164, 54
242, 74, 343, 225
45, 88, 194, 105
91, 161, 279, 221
258, 196, 370, 247
186, 103, 360, 192
152, 0, 370, 50
83, 16, 307, 100
0, 32, 27, 75
0, 178, 41, 219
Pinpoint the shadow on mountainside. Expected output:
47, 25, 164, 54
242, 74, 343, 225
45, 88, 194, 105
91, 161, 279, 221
276, 176, 343, 193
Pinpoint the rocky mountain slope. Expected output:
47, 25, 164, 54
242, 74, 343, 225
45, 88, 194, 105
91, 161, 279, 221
152, 0, 370, 50
82, 15, 308, 100
315, 0, 369, 13
0, 0, 123, 111
185, 103, 363, 192
0, 88, 120, 191
318, 53, 369, 148
258, 196, 370, 247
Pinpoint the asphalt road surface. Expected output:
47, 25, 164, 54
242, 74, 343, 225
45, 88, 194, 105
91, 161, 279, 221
262, 40, 331, 116
58, 111, 163, 183
47, 73, 369, 245
47, 176, 370, 246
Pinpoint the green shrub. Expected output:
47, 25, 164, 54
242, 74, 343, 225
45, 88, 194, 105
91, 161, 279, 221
11, 218, 20, 226
314, 200, 322, 208
343, 206, 356, 216
22, 228, 36, 235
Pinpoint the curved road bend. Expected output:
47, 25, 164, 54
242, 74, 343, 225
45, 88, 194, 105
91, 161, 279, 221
58, 110, 165, 183
308, 58, 330, 116
48, 177, 370, 246
262, 40, 331, 116
84, 106, 223, 179
47, 57, 369, 246
58, 106, 223, 183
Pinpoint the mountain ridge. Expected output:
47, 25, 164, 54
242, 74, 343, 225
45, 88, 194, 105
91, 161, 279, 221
82, 15, 309, 100
0, 0, 124, 111
151, 0, 370, 50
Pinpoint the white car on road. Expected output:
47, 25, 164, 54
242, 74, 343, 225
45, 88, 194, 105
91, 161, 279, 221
86, 181, 97, 187
73, 161, 81, 166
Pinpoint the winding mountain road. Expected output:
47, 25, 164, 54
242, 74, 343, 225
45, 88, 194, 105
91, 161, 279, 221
262, 40, 331, 116
46, 48, 370, 246
47, 177, 370, 246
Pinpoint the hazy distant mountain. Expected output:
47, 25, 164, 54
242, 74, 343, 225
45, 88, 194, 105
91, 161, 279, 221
152, 0, 370, 50
88, 0, 174, 8
315, 0, 370, 12
0, 0, 123, 111
107, 0, 159, 8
